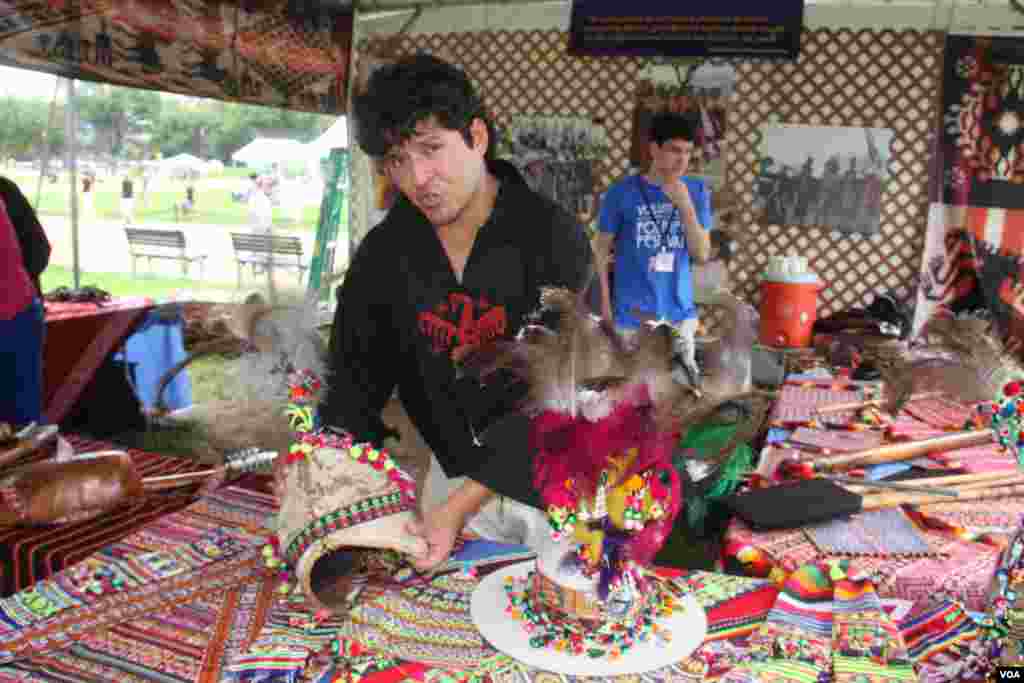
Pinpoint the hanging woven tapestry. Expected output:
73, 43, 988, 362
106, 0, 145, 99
914, 36, 1024, 338
936, 35, 1024, 210
0, 0, 353, 115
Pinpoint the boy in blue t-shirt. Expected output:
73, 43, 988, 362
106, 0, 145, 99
594, 111, 713, 385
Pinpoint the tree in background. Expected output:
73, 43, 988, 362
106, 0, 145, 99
75, 83, 161, 162
148, 96, 330, 163
1, 80, 332, 170
0, 96, 65, 161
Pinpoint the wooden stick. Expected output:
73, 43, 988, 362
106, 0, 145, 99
844, 471, 1024, 496
810, 430, 994, 471
862, 481, 1024, 510
845, 473, 1024, 498
866, 471, 1024, 488
945, 473, 1024, 493
814, 391, 946, 415
141, 467, 223, 489
140, 450, 277, 491
828, 476, 959, 497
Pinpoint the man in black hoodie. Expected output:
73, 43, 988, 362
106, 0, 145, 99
320, 55, 592, 570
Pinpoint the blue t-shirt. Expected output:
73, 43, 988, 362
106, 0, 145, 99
598, 174, 712, 328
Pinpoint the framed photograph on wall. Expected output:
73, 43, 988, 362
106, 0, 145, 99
754, 124, 894, 235
631, 58, 736, 193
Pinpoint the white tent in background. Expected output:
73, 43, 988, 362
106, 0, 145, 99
306, 118, 347, 158
163, 153, 205, 167
231, 137, 312, 166
160, 153, 208, 177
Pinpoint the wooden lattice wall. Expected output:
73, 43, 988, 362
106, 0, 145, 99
362, 30, 643, 229
354, 28, 945, 320
727, 29, 945, 316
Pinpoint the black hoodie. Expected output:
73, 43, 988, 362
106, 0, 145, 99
320, 160, 592, 502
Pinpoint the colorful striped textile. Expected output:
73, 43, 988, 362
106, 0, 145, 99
769, 385, 864, 428
0, 434, 212, 596
787, 427, 885, 452
0, 482, 278, 681
903, 397, 975, 431
721, 561, 917, 683
224, 560, 778, 683
722, 491, 1024, 611
0, 505, 990, 683
925, 442, 1017, 473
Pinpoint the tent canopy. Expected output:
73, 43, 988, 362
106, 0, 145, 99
231, 138, 313, 165
160, 153, 206, 169
307, 118, 348, 158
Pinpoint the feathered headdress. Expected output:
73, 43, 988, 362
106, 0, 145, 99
459, 286, 768, 596
170, 295, 431, 614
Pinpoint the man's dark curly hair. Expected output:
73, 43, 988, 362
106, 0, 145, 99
353, 53, 496, 160
648, 111, 697, 146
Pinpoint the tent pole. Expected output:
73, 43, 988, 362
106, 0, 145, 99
65, 77, 80, 289
35, 76, 62, 210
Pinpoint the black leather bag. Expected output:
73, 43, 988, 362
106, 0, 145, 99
726, 479, 862, 531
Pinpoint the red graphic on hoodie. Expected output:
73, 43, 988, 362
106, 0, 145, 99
418, 292, 507, 358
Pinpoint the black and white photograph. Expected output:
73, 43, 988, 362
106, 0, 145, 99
754, 124, 895, 234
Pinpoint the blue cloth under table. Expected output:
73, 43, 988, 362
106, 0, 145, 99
115, 306, 192, 412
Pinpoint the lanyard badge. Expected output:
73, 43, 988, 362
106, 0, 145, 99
637, 177, 680, 273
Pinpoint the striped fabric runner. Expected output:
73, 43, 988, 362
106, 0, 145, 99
0, 434, 212, 596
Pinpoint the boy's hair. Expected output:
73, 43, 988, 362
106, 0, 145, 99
353, 53, 495, 160
648, 111, 697, 146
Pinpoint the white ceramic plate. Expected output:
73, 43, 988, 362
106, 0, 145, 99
470, 562, 707, 677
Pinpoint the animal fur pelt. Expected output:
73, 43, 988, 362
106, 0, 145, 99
171, 295, 431, 500
169, 296, 328, 460
881, 312, 1024, 414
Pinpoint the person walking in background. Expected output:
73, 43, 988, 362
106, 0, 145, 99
175, 183, 196, 221
121, 175, 135, 224
247, 173, 273, 235
81, 172, 95, 218
0, 177, 50, 426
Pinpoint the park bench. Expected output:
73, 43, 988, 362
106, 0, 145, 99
230, 232, 308, 288
125, 228, 206, 279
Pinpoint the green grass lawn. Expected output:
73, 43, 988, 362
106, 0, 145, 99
13, 170, 323, 229
41, 264, 236, 299
186, 354, 239, 405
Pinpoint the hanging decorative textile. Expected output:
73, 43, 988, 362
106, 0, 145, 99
0, 0, 353, 114
498, 116, 610, 218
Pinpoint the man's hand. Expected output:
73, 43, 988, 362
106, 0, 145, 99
405, 507, 462, 572
404, 478, 494, 572
650, 172, 711, 263
660, 175, 695, 212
